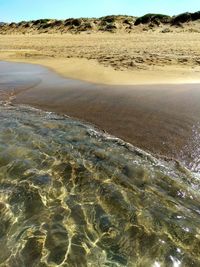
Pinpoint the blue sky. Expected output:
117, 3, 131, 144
1, 0, 200, 22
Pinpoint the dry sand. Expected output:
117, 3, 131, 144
0, 33, 200, 84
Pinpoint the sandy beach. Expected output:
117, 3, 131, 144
0, 33, 200, 84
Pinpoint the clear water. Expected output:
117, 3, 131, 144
0, 104, 200, 267
179, 122, 200, 173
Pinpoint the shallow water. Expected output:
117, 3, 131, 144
0, 104, 200, 267
1, 61, 200, 169
179, 122, 200, 173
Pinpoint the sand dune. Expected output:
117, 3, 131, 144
1, 12, 200, 34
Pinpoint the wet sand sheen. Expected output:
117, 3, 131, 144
0, 61, 200, 170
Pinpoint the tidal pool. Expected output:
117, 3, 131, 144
0, 104, 199, 267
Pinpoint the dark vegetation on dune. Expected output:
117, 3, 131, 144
0, 11, 200, 34
171, 11, 200, 25
134, 14, 171, 26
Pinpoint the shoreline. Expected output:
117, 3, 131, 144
0, 61, 199, 170
1, 32, 200, 85
1, 101, 190, 171
2, 55, 200, 86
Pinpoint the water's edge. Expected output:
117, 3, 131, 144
0, 60, 200, 266
0, 103, 200, 266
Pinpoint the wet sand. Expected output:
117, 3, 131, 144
1, 61, 200, 169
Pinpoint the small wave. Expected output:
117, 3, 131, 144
179, 122, 200, 173
0, 104, 199, 267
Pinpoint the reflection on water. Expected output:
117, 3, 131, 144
0, 104, 200, 267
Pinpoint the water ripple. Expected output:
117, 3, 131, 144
179, 122, 200, 173
0, 104, 199, 267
